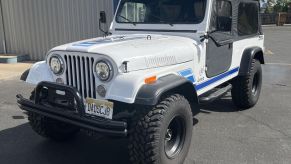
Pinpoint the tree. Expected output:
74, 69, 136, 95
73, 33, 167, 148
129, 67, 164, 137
273, 0, 291, 12
262, 0, 276, 13
267, 0, 276, 7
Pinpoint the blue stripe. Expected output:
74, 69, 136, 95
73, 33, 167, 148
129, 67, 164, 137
196, 67, 239, 91
73, 41, 100, 47
179, 69, 193, 77
178, 69, 196, 83
187, 76, 195, 83
73, 44, 94, 47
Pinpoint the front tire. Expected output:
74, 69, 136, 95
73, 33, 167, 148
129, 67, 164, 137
231, 59, 262, 109
28, 90, 79, 141
28, 112, 80, 141
129, 94, 193, 164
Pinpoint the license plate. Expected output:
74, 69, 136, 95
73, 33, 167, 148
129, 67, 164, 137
85, 98, 114, 120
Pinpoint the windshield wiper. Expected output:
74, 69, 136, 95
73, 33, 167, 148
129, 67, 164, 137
117, 15, 136, 26
149, 14, 174, 26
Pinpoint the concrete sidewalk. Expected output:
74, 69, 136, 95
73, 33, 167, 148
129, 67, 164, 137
0, 62, 33, 80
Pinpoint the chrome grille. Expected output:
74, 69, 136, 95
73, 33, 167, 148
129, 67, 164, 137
64, 54, 96, 99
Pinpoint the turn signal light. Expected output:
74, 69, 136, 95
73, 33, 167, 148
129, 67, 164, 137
145, 76, 157, 84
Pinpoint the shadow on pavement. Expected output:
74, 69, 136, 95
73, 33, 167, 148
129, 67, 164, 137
0, 93, 249, 164
0, 119, 200, 164
199, 95, 244, 113
0, 123, 130, 164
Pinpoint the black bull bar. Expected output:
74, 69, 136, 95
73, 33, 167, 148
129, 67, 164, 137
16, 81, 127, 137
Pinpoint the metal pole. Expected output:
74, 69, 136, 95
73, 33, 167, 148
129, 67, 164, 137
0, 0, 7, 54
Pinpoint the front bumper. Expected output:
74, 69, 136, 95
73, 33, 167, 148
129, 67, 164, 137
16, 81, 127, 137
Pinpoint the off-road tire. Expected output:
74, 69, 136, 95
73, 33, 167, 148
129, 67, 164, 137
128, 94, 193, 164
231, 59, 262, 109
28, 90, 80, 141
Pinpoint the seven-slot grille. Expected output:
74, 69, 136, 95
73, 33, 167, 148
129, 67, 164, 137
64, 54, 97, 99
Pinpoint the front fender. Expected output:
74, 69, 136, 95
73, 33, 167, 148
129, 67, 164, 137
106, 62, 198, 104
106, 72, 146, 104
134, 74, 197, 105
25, 61, 54, 85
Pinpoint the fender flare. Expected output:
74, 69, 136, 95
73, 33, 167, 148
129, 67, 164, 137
239, 47, 265, 76
20, 69, 30, 81
134, 74, 198, 106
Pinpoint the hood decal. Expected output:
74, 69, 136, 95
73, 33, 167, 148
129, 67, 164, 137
145, 56, 177, 68
72, 36, 146, 47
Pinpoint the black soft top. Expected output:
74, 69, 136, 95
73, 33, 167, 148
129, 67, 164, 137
211, 0, 262, 39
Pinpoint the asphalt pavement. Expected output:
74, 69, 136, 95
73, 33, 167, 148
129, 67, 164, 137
0, 26, 291, 164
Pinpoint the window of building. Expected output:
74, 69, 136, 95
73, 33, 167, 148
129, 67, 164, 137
238, 3, 259, 36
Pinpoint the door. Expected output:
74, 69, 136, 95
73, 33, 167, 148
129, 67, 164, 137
206, 0, 233, 77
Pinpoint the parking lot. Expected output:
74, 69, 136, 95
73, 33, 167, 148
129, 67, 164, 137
0, 26, 291, 164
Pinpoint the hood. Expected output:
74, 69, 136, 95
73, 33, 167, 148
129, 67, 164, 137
51, 34, 198, 72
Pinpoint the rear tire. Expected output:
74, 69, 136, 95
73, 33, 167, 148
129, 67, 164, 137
28, 90, 79, 141
128, 94, 193, 164
231, 59, 262, 109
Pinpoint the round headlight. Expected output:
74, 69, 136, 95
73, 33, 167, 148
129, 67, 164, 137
95, 60, 113, 81
49, 55, 64, 75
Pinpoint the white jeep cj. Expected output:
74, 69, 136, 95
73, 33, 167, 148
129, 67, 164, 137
17, 0, 264, 163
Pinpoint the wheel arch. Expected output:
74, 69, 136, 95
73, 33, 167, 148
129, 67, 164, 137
134, 74, 198, 106
239, 47, 264, 76
20, 69, 30, 81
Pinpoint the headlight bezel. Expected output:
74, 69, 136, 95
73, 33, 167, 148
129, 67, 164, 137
95, 59, 114, 82
49, 54, 64, 75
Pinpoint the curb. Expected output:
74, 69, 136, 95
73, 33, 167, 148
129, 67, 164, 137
0, 54, 30, 63
262, 24, 291, 27
262, 24, 276, 27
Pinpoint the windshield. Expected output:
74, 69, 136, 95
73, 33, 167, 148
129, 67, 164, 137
116, 0, 207, 25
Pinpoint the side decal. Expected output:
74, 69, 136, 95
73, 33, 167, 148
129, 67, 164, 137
196, 67, 239, 91
178, 69, 196, 83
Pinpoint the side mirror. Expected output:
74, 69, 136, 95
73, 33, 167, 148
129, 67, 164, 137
99, 11, 107, 23
99, 11, 110, 36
